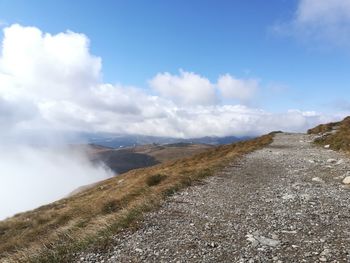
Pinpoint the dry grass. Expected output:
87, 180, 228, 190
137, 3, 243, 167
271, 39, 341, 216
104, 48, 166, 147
0, 134, 274, 263
307, 121, 340, 135
308, 116, 350, 152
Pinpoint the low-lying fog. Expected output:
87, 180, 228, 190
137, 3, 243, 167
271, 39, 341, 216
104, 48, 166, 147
0, 145, 113, 220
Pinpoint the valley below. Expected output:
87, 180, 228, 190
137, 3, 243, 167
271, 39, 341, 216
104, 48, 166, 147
87, 143, 214, 174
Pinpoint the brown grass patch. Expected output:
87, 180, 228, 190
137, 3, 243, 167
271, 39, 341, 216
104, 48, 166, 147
308, 116, 350, 152
0, 133, 274, 263
145, 174, 167, 187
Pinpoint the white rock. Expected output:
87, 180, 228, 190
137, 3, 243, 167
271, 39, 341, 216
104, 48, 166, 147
300, 193, 311, 201
321, 248, 331, 256
336, 159, 344, 165
281, 230, 297, 234
324, 144, 330, 149
282, 193, 295, 200
255, 236, 280, 247
312, 177, 324, 183
308, 159, 315, 164
246, 234, 259, 246
271, 233, 279, 239
326, 159, 337, 164
342, 176, 350, 185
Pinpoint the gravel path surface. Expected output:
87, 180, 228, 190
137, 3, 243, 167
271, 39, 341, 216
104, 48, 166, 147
77, 133, 350, 262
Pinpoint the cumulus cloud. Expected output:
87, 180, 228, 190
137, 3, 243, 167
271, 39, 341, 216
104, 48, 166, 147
0, 24, 113, 219
0, 24, 101, 98
274, 0, 350, 48
149, 70, 217, 105
0, 24, 343, 140
149, 71, 260, 105
217, 74, 258, 102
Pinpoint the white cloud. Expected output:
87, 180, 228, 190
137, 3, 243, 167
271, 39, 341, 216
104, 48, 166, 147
0, 24, 101, 101
0, 23, 343, 140
296, 0, 350, 24
0, 25, 113, 219
274, 0, 350, 48
1, 23, 345, 219
149, 69, 217, 106
217, 74, 258, 102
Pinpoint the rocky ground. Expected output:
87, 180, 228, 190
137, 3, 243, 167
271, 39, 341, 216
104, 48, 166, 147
77, 133, 350, 262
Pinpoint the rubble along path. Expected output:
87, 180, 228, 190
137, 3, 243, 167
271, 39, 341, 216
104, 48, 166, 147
78, 133, 350, 263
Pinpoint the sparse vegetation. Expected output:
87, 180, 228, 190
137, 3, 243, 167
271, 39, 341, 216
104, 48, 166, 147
0, 134, 274, 263
307, 121, 340, 135
308, 116, 350, 152
101, 199, 122, 214
146, 174, 167, 187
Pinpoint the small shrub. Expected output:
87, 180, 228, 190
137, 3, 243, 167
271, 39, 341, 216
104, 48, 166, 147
101, 199, 121, 214
146, 174, 167, 187
0, 224, 8, 236
54, 214, 72, 225
75, 219, 89, 228
163, 185, 180, 197
180, 177, 193, 186
196, 169, 213, 179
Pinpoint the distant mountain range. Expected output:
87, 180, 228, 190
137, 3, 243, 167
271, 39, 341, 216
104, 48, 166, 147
81, 133, 253, 148
71, 133, 252, 175
11, 130, 253, 148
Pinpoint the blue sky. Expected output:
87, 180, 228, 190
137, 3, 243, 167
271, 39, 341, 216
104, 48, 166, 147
1, 0, 348, 111
0, 0, 349, 138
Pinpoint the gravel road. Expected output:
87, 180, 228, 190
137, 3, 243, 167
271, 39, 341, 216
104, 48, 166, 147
77, 133, 350, 262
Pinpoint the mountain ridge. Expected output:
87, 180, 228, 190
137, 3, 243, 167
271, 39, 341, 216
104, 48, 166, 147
1, 118, 350, 262
0, 133, 273, 262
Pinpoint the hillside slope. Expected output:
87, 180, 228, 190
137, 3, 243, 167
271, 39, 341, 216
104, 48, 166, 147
78, 133, 350, 262
0, 134, 273, 262
308, 116, 350, 152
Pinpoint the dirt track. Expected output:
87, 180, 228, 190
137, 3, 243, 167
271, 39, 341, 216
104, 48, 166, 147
78, 133, 350, 262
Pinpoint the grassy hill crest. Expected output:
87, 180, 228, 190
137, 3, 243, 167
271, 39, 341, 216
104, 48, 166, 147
0, 134, 274, 263
308, 116, 350, 152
